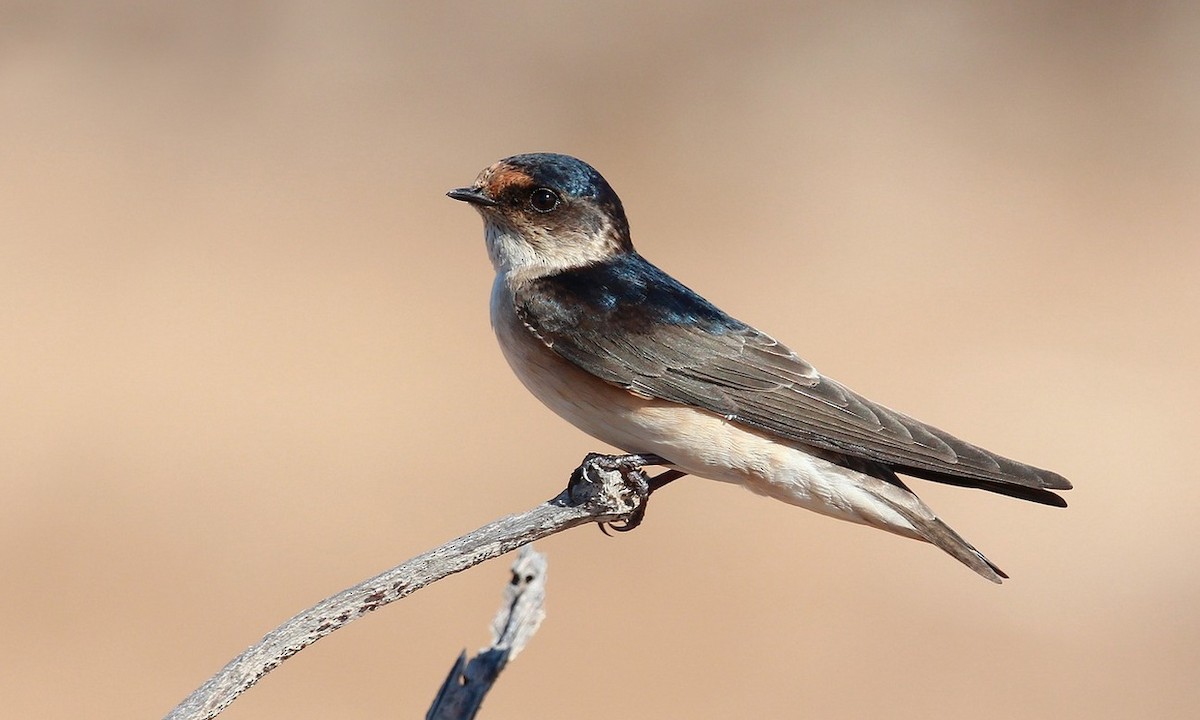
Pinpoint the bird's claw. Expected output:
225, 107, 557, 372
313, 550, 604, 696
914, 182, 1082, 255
565, 453, 682, 534
600, 464, 651, 534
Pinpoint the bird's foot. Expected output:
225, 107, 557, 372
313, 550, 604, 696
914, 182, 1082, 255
566, 453, 686, 533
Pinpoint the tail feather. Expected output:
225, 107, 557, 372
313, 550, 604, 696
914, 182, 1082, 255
872, 486, 1007, 583
852, 464, 1008, 583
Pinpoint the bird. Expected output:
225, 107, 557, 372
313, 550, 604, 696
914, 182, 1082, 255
448, 152, 1070, 583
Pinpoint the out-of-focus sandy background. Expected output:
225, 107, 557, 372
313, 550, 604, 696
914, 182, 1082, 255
3, 2, 1198, 718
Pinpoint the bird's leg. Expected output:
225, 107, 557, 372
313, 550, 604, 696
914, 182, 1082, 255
566, 452, 687, 533
646, 467, 686, 493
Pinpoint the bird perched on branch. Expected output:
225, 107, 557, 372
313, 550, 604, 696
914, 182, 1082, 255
449, 152, 1070, 582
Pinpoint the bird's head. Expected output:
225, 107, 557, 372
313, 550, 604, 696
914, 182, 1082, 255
448, 153, 633, 279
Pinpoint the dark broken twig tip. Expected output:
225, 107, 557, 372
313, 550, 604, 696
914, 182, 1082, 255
426, 547, 548, 720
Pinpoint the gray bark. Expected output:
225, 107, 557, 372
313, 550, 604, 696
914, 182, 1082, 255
164, 456, 647, 720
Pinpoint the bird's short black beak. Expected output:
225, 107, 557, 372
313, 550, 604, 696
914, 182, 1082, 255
447, 187, 499, 207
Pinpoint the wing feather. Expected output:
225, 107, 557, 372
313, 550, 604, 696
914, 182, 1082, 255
515, 255, 1071, 504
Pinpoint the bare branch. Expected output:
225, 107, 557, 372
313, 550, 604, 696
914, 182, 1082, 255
426, 547, 548, 720
490, 546, 548, 662
164, 455, 650, 720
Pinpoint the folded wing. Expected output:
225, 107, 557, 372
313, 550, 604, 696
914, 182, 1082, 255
515, 255, 1071, 506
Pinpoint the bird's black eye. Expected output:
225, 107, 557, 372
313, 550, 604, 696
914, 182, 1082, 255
529, 187, 560, 213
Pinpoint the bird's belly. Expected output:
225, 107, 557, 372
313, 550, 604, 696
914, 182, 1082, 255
489, 280, 907, 530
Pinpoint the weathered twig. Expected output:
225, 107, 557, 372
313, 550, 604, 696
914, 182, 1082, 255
164, 454, 657, 720
426, 546, 548, 720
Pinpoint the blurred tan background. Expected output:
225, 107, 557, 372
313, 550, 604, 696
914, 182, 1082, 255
3, 2, 1198, 718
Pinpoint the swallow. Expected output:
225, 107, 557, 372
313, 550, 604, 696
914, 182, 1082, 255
448, 152, 1070, 583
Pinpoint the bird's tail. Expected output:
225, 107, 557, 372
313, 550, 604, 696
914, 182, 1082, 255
866, 480, 1007, 583
878, 495, 1007, 583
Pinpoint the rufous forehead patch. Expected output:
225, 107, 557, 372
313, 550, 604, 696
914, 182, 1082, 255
478, 163, 534, 195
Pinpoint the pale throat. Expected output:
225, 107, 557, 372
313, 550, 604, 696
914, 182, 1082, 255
483, 218, 625, 285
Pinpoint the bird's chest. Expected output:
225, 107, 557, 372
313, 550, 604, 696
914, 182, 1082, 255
489, 276, 653, 448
